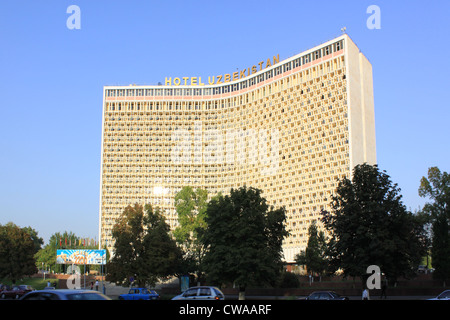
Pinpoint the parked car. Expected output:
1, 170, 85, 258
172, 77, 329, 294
428, 290, 450, 300
43, 286, 56, 290
0, 284, 11, 293
1, 285, 34, 299
172, 286, 225, 300
119, 288, 160, 300
303, 291, 349, 300
20, 289, 111, 300
417, 265, 428, 273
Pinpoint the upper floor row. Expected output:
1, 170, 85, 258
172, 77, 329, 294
104, 37, 346, 100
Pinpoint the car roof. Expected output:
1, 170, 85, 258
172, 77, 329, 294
31, 289, 99, 294
21, 289, 112, 300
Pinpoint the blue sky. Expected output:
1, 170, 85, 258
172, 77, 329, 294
0, 1, 449, 245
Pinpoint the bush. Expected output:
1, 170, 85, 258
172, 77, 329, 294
278, 271, 300, 288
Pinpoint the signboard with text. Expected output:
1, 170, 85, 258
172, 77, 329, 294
56, 249, 106, 265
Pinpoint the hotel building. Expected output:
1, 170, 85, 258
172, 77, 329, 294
99, 34, 376, 262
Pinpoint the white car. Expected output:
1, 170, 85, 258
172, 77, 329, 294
172, 286, 225, 300
20, 289, 111, 300
428, 290, 450, 300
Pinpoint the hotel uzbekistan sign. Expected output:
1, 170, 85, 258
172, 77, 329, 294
165, 55, 280, 86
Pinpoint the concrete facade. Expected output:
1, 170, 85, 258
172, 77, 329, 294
99, 34, 376, 262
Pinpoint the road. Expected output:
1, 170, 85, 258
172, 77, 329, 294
224, 295, 435, 300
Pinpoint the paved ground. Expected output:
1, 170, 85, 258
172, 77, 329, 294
5, 278, 433, 300
100, 280, 179, 299
224, 294, 435, 300
99, 281, 435, 300
100, 281, 437, 300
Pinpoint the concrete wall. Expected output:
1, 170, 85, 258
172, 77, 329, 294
345, 35, 377, 169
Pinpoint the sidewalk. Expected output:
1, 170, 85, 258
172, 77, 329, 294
101, 282, 129, 299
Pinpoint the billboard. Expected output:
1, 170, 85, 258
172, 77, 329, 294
56, 249, 106, 265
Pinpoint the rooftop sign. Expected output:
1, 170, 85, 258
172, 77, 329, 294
165, 54, 279, 86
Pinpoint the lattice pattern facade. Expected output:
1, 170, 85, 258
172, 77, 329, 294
99, 34, 376, 262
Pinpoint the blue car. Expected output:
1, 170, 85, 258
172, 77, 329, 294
119, 288, 160, 300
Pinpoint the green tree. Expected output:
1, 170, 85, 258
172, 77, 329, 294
107, 203, 183, 287
199, 186, 288, 300
22, 226, 44, 254
418, 166, 450, 285
34, 243, 56, 274
173, 186, 208, 281
321, 163, 426, 285
0, 223, 38, 283
295, 220, 328, 280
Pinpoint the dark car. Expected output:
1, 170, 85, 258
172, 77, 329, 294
20, 289, 111, 300
1, 285, 34, 299
0, 284, 11, 293
304, 291, 349, 300
428, 290, 450, 300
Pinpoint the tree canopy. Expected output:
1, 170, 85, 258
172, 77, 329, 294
107, 203, 182, 287
173, 186, 209, 280
418, 166, 450, 284
199, 186, 288, 299
321, 163, 426, 283
295, 220, 328, 278
0, 222, 40, 283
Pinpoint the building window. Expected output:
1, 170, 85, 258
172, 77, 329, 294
283, 62, 292, 72
258, 74, 265, 83
303, 54, 310, 64
314, 50, 321, 60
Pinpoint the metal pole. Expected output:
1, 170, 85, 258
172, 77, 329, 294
84, 252, 86, 290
